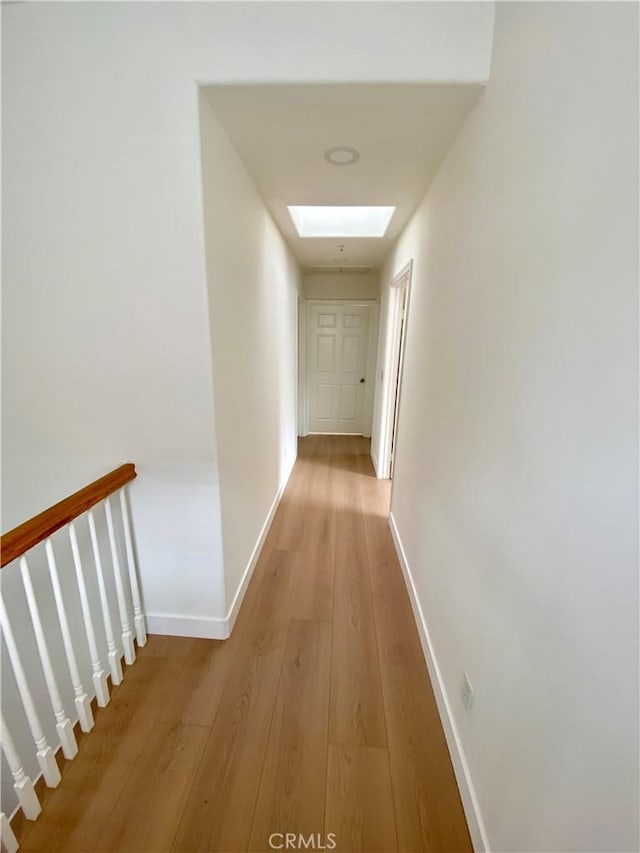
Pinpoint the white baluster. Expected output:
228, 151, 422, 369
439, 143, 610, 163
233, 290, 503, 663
68, 522, 110, 706
44, 539, 94, 732
104, 498, 135, 665
19, 556, 78, 761
1, 713, 41, 820
119, 488, 146, 647
1, 812, 19, 853
0, 596, 61, 787
87, 509, 122, 685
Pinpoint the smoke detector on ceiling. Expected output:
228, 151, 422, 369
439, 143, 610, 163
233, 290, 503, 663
324, 146, 360, 166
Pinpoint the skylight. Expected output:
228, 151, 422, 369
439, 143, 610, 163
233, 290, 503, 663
288, 206, 395, 238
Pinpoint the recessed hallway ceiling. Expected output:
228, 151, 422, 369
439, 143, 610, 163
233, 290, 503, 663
203, 83, 483, 270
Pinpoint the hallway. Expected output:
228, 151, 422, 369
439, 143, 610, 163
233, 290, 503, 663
13, 436, 470, 853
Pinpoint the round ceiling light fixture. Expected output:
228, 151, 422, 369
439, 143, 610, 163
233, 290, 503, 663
324, 146, 360, 166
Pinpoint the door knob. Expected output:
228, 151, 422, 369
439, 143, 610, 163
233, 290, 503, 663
360, 377, 366, 384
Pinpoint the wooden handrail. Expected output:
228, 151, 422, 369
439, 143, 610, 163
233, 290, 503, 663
1, 464, 137, 568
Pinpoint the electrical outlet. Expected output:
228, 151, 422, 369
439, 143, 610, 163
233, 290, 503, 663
461, 673, 474, 713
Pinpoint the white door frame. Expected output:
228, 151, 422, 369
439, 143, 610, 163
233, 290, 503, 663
363, 301, 380, 438
298, 294, 308, 436
378, 259, 413, 479
301, 299, 379, 437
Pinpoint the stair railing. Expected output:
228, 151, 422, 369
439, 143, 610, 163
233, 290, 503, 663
0, 464, 145, 850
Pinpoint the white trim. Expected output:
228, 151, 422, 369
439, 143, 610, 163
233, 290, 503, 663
378, 259, 413, 481
388, 511, 490, 853
225, 452, 296, 634
363, 301, 380, 438
298, 295, 308, 437
308, 431, 364, 436
145, 612, 229, 640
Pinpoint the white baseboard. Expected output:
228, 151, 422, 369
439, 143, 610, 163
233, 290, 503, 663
145, 612, 229, 640
225, 453, 296, 634
308, 432, 365, 436
388, 512, 490, 853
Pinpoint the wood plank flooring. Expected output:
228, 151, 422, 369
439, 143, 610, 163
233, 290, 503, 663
13, 436, 471, 853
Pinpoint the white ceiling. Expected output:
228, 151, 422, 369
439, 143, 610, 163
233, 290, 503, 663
203, 83, 483, 270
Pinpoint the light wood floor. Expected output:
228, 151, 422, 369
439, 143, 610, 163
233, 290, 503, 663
14, 436, 471, 853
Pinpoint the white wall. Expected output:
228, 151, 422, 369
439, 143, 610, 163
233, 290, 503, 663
303, 272, 379, 301
374, 4, 639, 851
199, 93, 300, 615
2, 1, 494, 634
1, 0, 495, 818
1, 3, 227, 635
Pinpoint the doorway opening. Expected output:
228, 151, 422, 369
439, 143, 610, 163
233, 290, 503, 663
379, 259, 413, 480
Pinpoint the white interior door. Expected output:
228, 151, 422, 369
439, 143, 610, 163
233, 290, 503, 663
307, 303, 370, 434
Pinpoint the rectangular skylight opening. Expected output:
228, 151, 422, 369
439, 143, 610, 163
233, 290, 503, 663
288, 206, 395, 238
